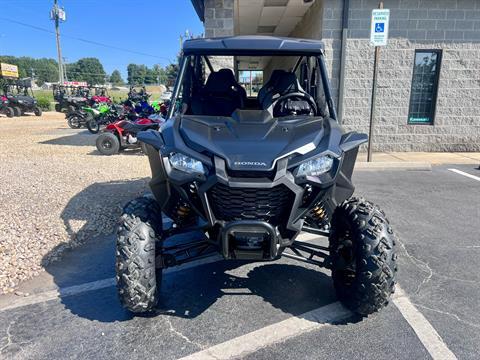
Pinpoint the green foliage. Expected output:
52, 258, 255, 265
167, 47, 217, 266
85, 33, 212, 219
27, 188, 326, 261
67, 58, 107, 86
0, 56, 59, 85
127, 63, 171, 85
36, 97, 52, 111
109, 70, 124, 85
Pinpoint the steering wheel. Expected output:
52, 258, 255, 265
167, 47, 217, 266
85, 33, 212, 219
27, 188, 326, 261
270, 92, 318, 117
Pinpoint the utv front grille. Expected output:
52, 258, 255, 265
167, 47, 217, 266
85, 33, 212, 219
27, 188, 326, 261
208, 183, 294, 224
226, 169, 276, 180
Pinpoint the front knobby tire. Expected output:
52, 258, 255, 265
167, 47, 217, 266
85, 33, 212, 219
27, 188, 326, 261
87, 119, 100, 134
96, 132, 120, 155
329, 197, 398, 316
116, 197, 163, 314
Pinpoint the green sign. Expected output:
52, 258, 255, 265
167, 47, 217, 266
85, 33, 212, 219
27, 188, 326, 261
408, 116, 431, 124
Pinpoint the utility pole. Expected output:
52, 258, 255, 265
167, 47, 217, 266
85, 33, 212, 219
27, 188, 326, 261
51, 0, 66, 84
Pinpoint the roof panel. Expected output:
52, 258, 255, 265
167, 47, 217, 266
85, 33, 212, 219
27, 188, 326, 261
183, 35, 324, 56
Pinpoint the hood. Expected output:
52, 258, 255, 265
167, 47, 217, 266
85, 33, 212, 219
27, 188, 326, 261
178, 110, 324, 171
10, 95, 35, 104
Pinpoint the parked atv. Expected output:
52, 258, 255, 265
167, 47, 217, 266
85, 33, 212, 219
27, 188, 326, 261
0, 94, 14, 117
116, 36, 398, 316
90, 86, 111, 105
53, 84, 90, 113
3, 79, 41, 116
96, 117, 163, 155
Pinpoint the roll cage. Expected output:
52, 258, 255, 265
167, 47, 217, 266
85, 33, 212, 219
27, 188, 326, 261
167, 36, 337, 120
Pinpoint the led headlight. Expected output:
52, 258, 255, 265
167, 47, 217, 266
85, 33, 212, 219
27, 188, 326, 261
169, 153, 205, 175
296, 155, 334, 177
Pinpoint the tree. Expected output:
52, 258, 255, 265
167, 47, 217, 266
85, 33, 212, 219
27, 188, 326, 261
165, 63, 179, 87
67, 57, 106, 85
109, 70, 124, 85
0, 56, 58, 85
127, 64, 147, 85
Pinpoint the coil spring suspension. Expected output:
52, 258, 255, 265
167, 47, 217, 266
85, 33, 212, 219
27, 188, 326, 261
306, 202, 329, 229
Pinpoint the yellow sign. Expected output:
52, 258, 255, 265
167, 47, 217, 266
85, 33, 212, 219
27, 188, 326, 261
0, 63, 19, 78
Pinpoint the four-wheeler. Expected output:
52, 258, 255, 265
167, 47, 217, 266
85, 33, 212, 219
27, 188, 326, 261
90, 86, 111, 104
96, 117, 163, 155
53, 84, 90, 113
2, 78, 42, 116
0, 94, 14, 117
116, 36, 398, 316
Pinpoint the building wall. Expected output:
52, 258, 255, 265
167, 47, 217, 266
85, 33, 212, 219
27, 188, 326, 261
204, 0, 234, 37
343, 0, 480, 151
292, 0, 480, 151
204, 0, 235, 71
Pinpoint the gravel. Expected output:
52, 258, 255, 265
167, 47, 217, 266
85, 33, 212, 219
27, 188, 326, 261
0, 112, 151, 293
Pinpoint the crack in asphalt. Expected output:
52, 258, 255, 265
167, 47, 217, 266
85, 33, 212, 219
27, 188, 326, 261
399, 240, 479, 291
165, 317, 205, 350
413, 303, 480, 330
398, 240, 433, 294
0, 322, 14, 353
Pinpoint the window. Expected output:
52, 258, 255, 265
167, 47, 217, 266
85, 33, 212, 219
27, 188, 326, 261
408, 50, 442, 125
238, 70, 263, 97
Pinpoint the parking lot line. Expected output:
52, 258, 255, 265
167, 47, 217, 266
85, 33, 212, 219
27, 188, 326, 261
448, 168, 480, 182
393, 286, 457, 360
178, 301, 353, 360
0, 234, 321, 313
0, 255, 223, 313
178, 286, 457, 360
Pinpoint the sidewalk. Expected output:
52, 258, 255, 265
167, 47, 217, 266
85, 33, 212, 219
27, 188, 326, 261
355, 152, 480, 170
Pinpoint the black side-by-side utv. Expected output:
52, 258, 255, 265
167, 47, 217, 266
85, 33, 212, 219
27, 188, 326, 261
3, 78, 42, 116
117, 36, 398, 316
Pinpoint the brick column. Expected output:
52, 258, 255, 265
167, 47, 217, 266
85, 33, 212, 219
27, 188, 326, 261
204, 0, 234, 37
203, 0, 235, 70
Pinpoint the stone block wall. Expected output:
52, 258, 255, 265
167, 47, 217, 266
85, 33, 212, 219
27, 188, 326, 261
204, 0, 234, 37
342, 0, 480, 151
290, 0, 480, 151
204, 0, 235, 71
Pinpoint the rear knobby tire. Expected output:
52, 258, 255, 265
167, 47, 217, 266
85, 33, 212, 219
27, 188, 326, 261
67, 115, 82, 129
87, 119, 100, 134
116, 197, 163, 313
13, 107, 21, 117
34, 106, 42, 117
5, 107, 14, 118
329, 197, 397, 316
96, 132, 120, 155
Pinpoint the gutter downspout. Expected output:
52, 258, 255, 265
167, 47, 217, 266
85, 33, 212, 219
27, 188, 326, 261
337, 0, 349, 124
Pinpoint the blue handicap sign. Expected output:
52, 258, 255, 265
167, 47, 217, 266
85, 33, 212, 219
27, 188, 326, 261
375, 23, 385, 33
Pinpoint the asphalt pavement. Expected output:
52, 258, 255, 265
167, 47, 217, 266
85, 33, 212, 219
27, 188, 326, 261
0, 164, 479, 360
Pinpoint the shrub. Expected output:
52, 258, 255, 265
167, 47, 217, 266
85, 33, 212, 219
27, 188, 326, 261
36, 97, 52, 111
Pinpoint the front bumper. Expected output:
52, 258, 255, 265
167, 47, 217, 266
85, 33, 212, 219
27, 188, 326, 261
162, 152, 355, 260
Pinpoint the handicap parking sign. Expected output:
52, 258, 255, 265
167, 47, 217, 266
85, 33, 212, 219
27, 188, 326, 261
370, 9, 390, 46
375, 23, 384, 33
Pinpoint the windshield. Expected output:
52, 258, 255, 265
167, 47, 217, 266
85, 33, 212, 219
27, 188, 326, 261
169, 54, 330, 120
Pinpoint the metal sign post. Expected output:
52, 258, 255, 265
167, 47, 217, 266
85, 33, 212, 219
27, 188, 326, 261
367, 3, 389, 162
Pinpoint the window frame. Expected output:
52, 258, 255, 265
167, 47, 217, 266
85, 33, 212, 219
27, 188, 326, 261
407, 49, 442, 126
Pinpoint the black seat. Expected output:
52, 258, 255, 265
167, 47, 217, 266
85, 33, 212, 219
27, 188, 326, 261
260, 71, 316, 117
257, 69, 288, 106
122, 122, 160, 133
191, 69, 246, 116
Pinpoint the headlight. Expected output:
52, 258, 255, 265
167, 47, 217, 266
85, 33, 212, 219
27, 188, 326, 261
169, 153, 205, 175
296, 155, 334, 177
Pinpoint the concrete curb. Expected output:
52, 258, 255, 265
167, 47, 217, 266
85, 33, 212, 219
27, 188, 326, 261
354, 162, 432, 171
